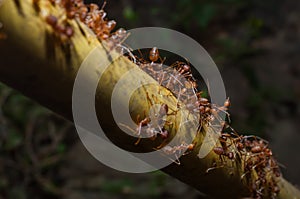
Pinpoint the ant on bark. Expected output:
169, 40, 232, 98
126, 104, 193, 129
119, 103, 171, 145
160, 142, 195, 165
235, 135, 281, 198
45, 14, 74, 42
134, 103, 171, 144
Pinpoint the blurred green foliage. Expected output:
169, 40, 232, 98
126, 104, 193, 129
0, 83, 71, 198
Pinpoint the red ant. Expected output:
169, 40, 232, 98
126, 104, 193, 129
160, 142, 195, 165
213, 146, 234, 160
45, 14, 74, 41
149, 47, 159, 63
205, 136, 236, 173
119, 103, 171, 145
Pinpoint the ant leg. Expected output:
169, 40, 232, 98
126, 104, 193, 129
165, 74, 174, 90
240, 170, 250, 180
118, 123, 143, 146
136, 115, 142, 135
158, 71, 166, 90
134, 137, 141, 145
117, 122, 142, 145
137, 49, 144, 60
156, 140, 167, 149
133, 115, 142, 145
100, 1, 107, 10
141, 83, 155, 110
241, 152, 256, 180
159, 57, 166, 68
174, 153, 181, 165
120, 44, 136, 64
134, 123, 142, 145
157, 146, 180, 165
212, 103, 232, 124
149, 135, 156, 141
206, 162, 224, 173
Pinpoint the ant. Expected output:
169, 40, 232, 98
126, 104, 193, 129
209, 98, 231, 124
149, 47, 159, 63
63, 0, 86, 17
60, 0, 118, 42
106, 28, 130, 52
205, 129, 245, 173
206, 152, 235, 173
148, 47, 165, 64
45, 14, 74, 41
170, 61, 194, 82
213, 146, 234, 160
160, 142, 195, 165
120, 103, 171, 145
165, 63, 188, 90
137, 48, 166, 84
76, 4, 88, 21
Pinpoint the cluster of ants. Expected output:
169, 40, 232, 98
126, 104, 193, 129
211, 129, 281, 199
35, 1, 282, 198
131, 47, 281, 199
45, 14, 74, 41
135, 47, 229, 132
136, 47, 230, 128
240, 136, 281, 198
40, 0, 127, 47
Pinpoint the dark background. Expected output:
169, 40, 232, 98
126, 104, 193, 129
0, 0, 300, 198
